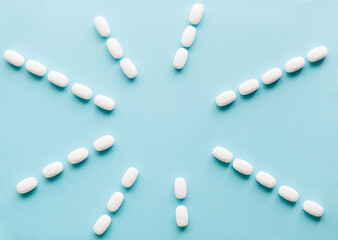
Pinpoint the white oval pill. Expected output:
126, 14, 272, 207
94, 16, 111, 37
261, 67, 282, 85
278, 185, 299, 202
189, 3, 204, 25
93, 135, 115, 151
212, 146, 233, 163
284, 57, 305, 73
174, 177, 187, 199
232, 159, 253, 175
173, 48, 188, 70
93, 214, 111, 235
121, 167, 138, 188
215, 90, 236, 107
94, 95, 116, 111
307, 46, 328, 62
25, 60, 47, 76
181, 26, 196, 48
4, 50, 25, 67
16, 177, 38, 194
303, 200, 324, 217
42, 161, 63, 178
176, 205, 188, 227
106, 38, 123, 59
47, 71, 69, 87
107, 192, 124, 212
67, 147, 89, 164
238, 79, 259, 95
120, 58, 137, 79
72, 83, 93, 100
256, 171, 276, 188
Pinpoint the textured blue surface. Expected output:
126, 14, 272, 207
0, 0, 337, 239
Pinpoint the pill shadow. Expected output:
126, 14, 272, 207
285, 68, 303, 79
262, 79, 280, 89
69, 158, 88, 169
73, 94, 91, 104
105, 50, 119, 64
122, 180, 139, 193
93, 227, 111, 239
216, 101, 236, 112
240, 90, 258, 100
48, 82, 67, 92
177, 225, 188, 232
308, 58, 326, 67
302, 209, 322, 222
96, 146, 114, 156
6, 62, 23, 71
213, 156, 231, 168
26, 71, 44, 80
255, 180, 273, 193
95, 106, 114, 115
108, 203, 125, 217
45, 171, 63, 182
17, 188, 38, 199
277, 194, 297, 207
231, 167, 251, 180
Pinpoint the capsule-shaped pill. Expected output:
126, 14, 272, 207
307, 46, 328, 62
181, 26, 196, 48
120, 58, 137, 79
42, 161, 63, 178
25, 60, 47, 76
72, 83, 93, 100
174, 177, 187, 199
232, 159, 253, 175
212, 146, 233, 163
261, 67, 282, 85
16, 177, 38, 194
173, 48, 188, 70
94, 16, 111, 37
47, 71, 69, 87
67, 147, 89, 164
278, 185, 299, 202
106, 38, 123, 59
303, 200, 324, 217
93, 135, 115, 151
93, 214, 111, 235
176, 205, 188, 227
121, 167, 138, 188
215, 90, 236, 107
238, 79, 259, 95
4, 50, 25, 67
256, 171, 276, 188
189, 3, 204, 25
107, 192, 124, 212
284, 57, 305, 73
94, 95, 116, 111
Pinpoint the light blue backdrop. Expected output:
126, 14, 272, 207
0, 0, 337, 239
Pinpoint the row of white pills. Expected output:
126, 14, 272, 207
212, 146, 324, 217
174, 178, 188, 227
216, 46, 328, 107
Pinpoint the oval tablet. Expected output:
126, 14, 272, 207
93, 214, 111, 235
233, 159, 253, 175
107, 38, 123, 59
4, 49, 25, 67
256, 171, 276, 188
121, 167, 138, 188
25, 60, 47, 76
284, 57, 305, 73
120, 58, 137, 79
94, 16, 110, 37
176, 205, 188, 227
189, 3, 204, 25
212, 146, 233, 163
93, 135, 115, 151
42, 161, 63, 178
174, 177, 187, 199
16, 177, 38, 194
94, 95, 116, 111
278, 185, 299, 202
181, 26, 196, 48
173, 48, 188, 70
261, 67, 282, 85
107, 192, 124, 212
67, 147, 89, 164
238, 79, 259, 95
303, 200, 324, 217
307, 46, 328, 62
215, 90, 236, 107
47, 71, 69, 87
72, 83, 93, 100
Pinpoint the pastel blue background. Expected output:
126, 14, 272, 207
0, 0, 337, 239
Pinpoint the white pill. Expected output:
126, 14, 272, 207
212, 146, 233, 163
238, 79, 259, 95
121, 167, 138, 188
94, 16, 111, 37
106, 38, 123, 59
173, 48, 188, 70
303, 200, 324, 217
284, 57, 305, 73
120, 58, 137, 79
16, 177, 38, 194
176, 205, 188, 227
215, 90, 236, 107
72, 83, 93, 100
93, 135, 115, 151
232, 159, 253, 175
47, 71, 69, 87
3, 50, 25, 67
94, 95, 116, 111
174, 177, 187, 199
107, 192, 124, 212
278, 185, 299, 202
307, 46, 328, 62
42, 161, 63, 178
25, 60, 47, 76
255, 171, 276, 188
181, 26, 196, 48
67, 147, 89, 164
93, 214, 111, 235
261, 67, 282, 85
189, 3, 204, 25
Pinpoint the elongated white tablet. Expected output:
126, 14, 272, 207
278, 185, 299, 202
107, 192, 124, 212
94, 95, 116, 111
189, 3, 204, 25
94, 16, 110, 37
307, 46, 328, 62
106, 38, 123, 59
16, 177, 38, 194
72, 83, 93, 100
67, 147, 89, 164
25, 60, 47, 76
4, 50, 25, 67
181, 26, 196, 48
120, 58, 137, 79
233, 159, 253, 175
47, 71, 69, 87
173, 48, 188, 69
122, 167, 138, 188
212, 146, 233, 163
256, 171, 276, 188
303, 200, 324, 217
174, 177, 187, 199
238, 79, 259, 95
261, 67, 282, 85
93, 135, 115, 151
93, 214, 111, 235
176, 205, 188, 227
42, 161, 63, 178
215, 90, 236, 107
284, 57, 305, 73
